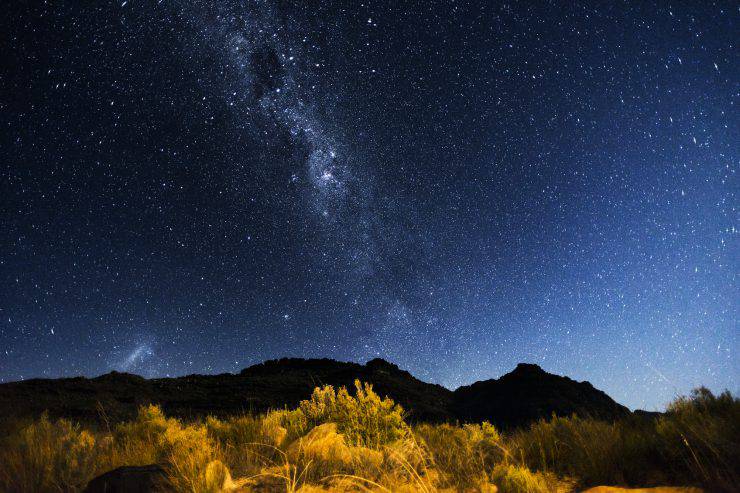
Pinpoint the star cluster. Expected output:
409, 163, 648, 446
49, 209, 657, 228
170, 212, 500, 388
1, 1, 737, 409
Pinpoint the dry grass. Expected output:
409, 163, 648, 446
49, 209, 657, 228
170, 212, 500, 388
414, 421, 504, 490
0, 414, 126, 491
0, 383, 736, 492
505, 388, 739, 492
656, 388, 740, 491
507, 413, 659, 486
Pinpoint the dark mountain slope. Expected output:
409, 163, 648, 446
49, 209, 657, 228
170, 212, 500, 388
237, 357, 453, 421
0, 358, 452, 423
453, 363, 630, 428
0, 358, 631, 427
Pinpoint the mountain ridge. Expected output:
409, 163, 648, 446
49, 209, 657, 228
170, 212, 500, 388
0, 357, 631, 428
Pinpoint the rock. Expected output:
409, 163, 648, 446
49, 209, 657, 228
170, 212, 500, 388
83, 465, 169, 493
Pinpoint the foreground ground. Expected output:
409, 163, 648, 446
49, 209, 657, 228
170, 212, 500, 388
0, 381, 737, 492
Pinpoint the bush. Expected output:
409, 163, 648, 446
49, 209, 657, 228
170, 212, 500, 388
116, 404, 224, 492
263, 408, 307, 446
508, 412, 666, 487
206, 415, 263, 476
206, 414, 262, 447
415, 421, 503, 490
114, 404, 171, 464
0, 414, 114, 492
273, 379, 409, 449
161, 423, 222, 492
507, 388, 740, 492
657, 387, 740, 492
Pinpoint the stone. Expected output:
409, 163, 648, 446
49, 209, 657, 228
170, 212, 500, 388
83, 465, 169, 493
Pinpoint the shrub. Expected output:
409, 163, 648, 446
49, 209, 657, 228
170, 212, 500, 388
114, 404, 171, 464
255, 382, 414, 489
508, 413, 661, 487
285, 422, 385, 481
161, 422, 222, 492
206, 414, 262, 446
206, 415, 263, 475
415, 421, 504, 490
0, 414, 114, 492
264, 408, 308, 446
507, 388, 740, 492
274, 380, 409, 449
116, 404, 223, 492
657, 387, 740, 492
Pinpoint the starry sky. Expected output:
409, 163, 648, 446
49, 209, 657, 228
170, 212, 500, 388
1, 1, 737, 410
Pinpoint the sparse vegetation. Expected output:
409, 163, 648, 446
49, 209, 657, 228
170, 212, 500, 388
0, 381, 736, 492
656, 387, 740, 491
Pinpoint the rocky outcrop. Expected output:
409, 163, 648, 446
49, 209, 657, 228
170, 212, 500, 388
83, 465, 168, 493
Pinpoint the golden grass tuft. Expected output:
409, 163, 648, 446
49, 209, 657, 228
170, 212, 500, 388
0, 414, 114, 492
415, 421, 505, 490
656, 388, 740, 491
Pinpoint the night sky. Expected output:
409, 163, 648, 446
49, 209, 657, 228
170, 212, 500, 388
1, 1, 737, 411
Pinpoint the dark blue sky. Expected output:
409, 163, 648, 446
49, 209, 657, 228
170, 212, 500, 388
1, 1, 737, 410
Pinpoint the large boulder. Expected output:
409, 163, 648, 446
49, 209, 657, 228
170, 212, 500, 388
83, 465, 169, 493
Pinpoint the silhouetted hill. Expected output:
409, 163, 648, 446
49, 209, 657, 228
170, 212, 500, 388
235, 357, 452, 421
0, 358, 631, 428
453, 363, 630, 427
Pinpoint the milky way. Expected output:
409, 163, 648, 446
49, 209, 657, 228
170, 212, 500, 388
1, 1, 737, 410
176, 1, 432, 362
